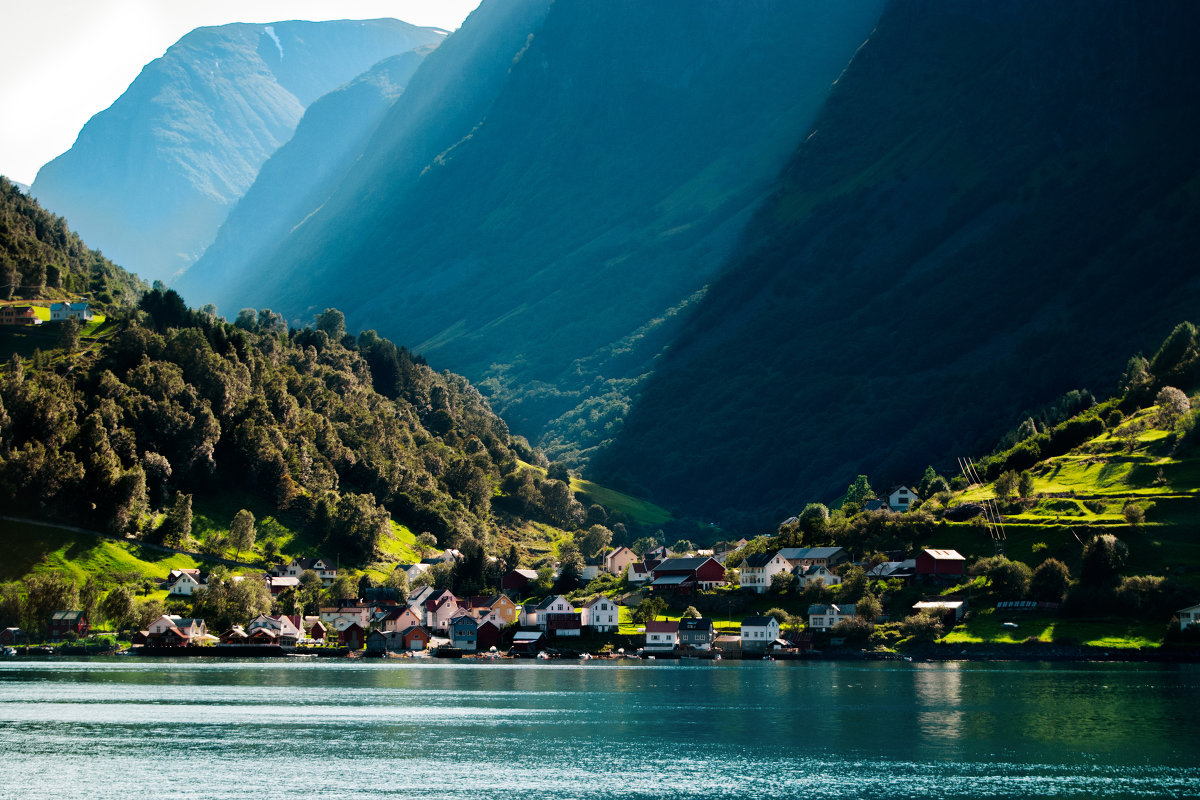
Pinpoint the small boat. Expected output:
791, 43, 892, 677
1, 647, 16, 658
536, 651, 550, 660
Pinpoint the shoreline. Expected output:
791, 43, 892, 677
5, 644, 1199, 664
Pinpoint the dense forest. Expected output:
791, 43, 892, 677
0, 177, 144, 306
0, 287, 615, 567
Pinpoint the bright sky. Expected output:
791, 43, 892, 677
0, 0, 483, 186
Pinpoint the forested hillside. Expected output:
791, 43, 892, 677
600, 0, 1200, 521
0, 176, 144, 306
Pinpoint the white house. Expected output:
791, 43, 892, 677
320, 606, 371, 632
147, 615, 183, 636
147, 614, 207, 644
777, 547, 849, 569
581, 596, 619, 632
807, 603, 857, 632
246, 613, 302, 644
50, 302, 94, 322
280, 557, 338, 585
165, 569, 205, 596
1178, 603, 1200, 631
739, 615, 781, 651
887, 486, 917, 512
644, 620, 679, 651
525, 595, 573, 631
795, 564, 842, 589
423, 591, 462, 632
628, 563, 652, 584
395, 563, 431, 583
740, 551, 792, 593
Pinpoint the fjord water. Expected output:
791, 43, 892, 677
1, 660, 1197, 799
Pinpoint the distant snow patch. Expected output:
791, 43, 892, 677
264, 25, 284, 59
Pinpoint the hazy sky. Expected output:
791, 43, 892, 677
0, 0, 483, 186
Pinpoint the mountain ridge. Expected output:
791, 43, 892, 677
32, 19, 444, 283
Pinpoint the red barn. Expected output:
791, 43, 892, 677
339, 622, 366, 650
48, 611, 89, 640
916, 549, 966, 578
501, 569, 539, 597
476, 620, 502, 652
650, 557, 726, 591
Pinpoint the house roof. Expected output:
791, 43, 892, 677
913, 601, 965, 610
807, 603, 856, 616
513, 631, 545, 641
50, 610, 85, 621
536, 595, 569, 610
582, 595, 614, 608
606, 546, 634, 561
650, 574, 694, 586
1178, 603, 1200, 614
653, 557, 712, 572
678, 618, 713, 632
921, 548, 966, 561
510, 569, 539, 580
741, 616, 777, 627
742, 551, 781, 569
645, 620, 679, 633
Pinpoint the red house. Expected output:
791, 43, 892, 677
476, 620, 502, 652
340, 622, 366, 650
400, 625, 432, 651
501, 569, 539, 597
650, 557, 726, 592
916, 549, 966, 578
48, 610, 89, 640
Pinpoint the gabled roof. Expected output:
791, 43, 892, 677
678, 618, 713, 632
582, 595, 615, 608
650, 574, 694, 586
509, 568, 539, 580
645, 620, 678, 633
653, 557, 712, 572
921, 548, 965, 561
50, 610, 85, 621
536, 595, 569, 610
807, 603, 856, 616
742, 551, 782, 569
513, 631, 545, 641
741, 616, 777, 627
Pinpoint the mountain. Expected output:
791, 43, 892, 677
175, 48, 431, 295
598, 0, 1200, 521
182, 0, 887, 462
31, 19, 444, 283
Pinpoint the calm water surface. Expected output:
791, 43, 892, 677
1, 658, 1197, 799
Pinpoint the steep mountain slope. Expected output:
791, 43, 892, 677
32, 19, 444, 283
176, 48, 431, 296
187, 0, 887, 461
0, 176, 144, 306
600, 1, 1200, 519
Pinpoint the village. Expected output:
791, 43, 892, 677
9, 510, 1198, 661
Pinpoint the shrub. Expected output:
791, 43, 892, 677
830, 617, 873, 643
900, 613, 943, 642
1029, 558, 1071, 603
1123, 502, 1146, 526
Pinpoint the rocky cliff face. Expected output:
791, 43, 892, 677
599, 0, 1200, 519
32, 19, 444, 282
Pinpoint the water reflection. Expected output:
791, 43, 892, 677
914, 663, 965, 751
